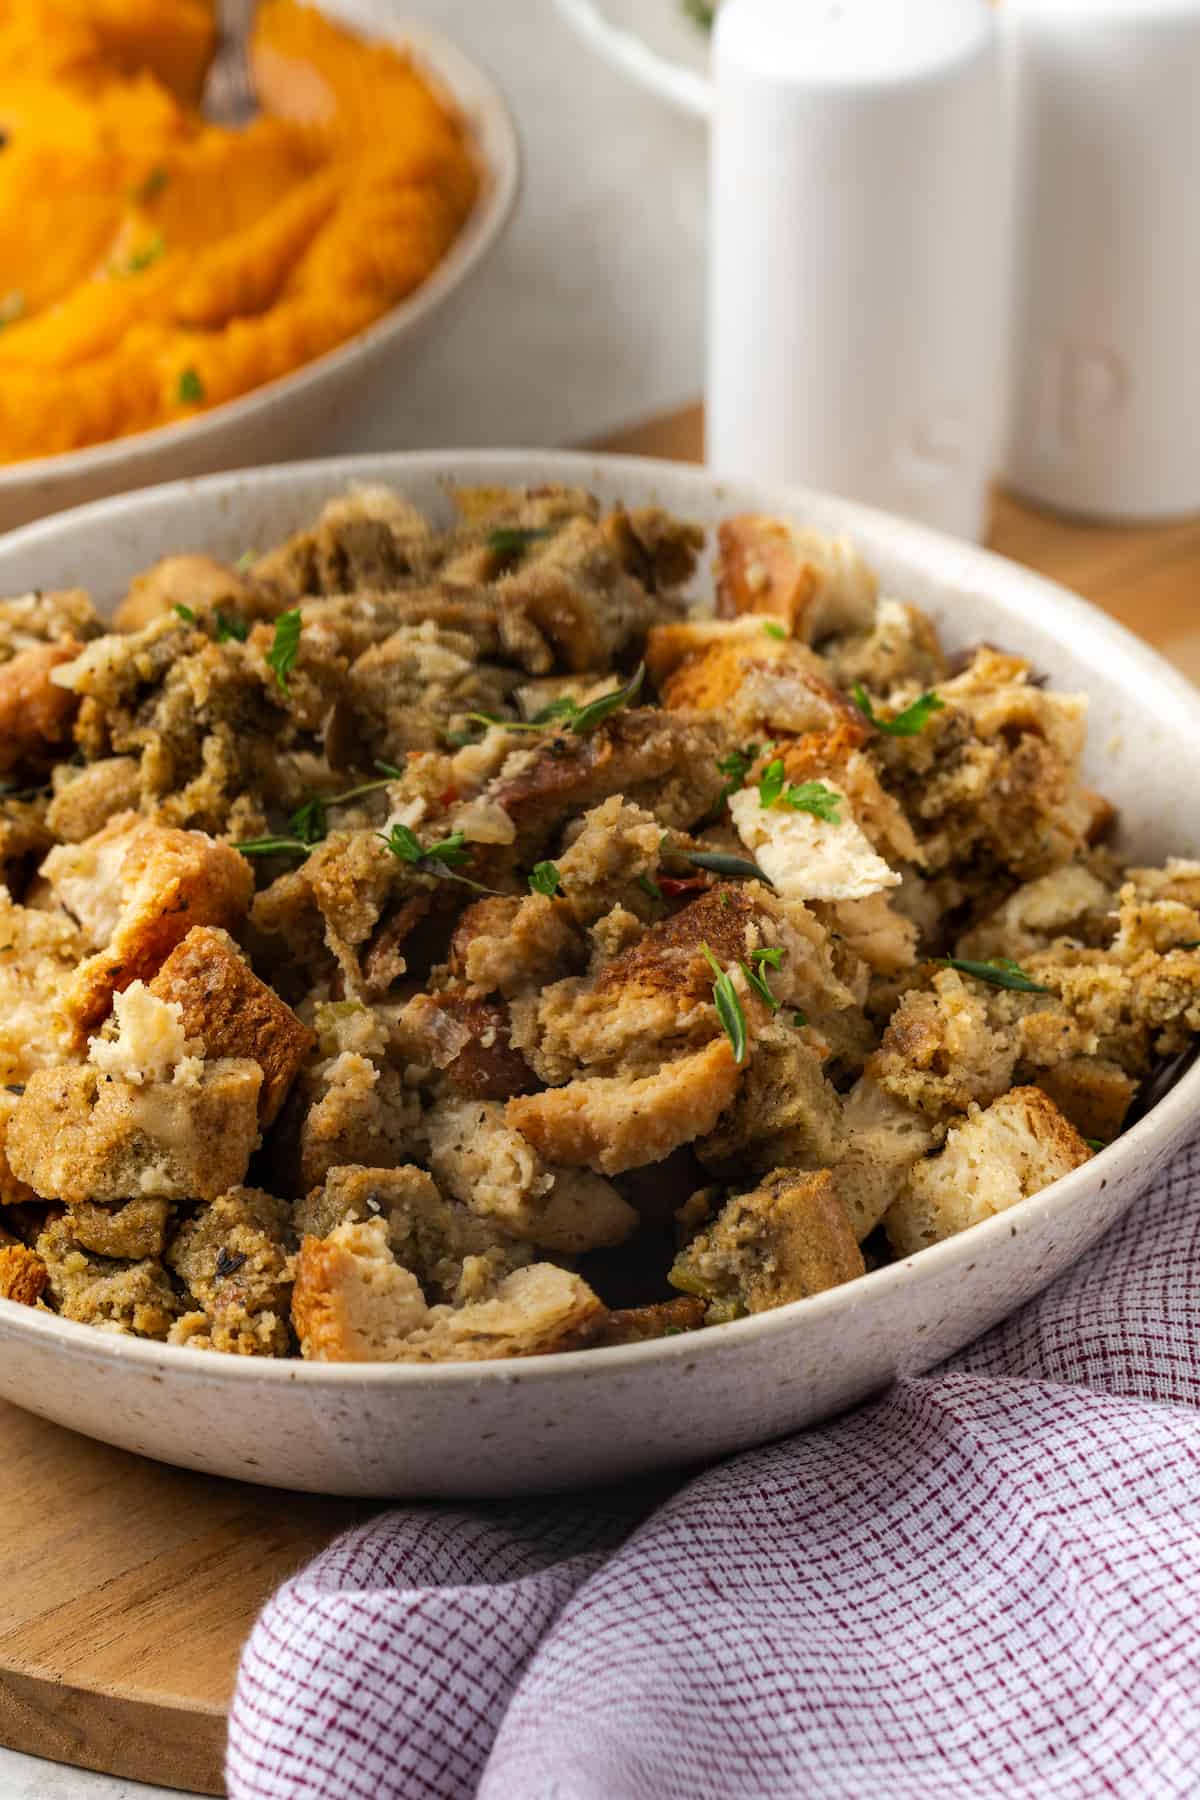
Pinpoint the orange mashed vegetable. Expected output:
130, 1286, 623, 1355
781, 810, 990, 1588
0, 0, 479, 461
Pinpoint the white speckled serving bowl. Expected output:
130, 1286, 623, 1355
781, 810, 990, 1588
0, 10, 520, 534
0, 450, 1195, 1497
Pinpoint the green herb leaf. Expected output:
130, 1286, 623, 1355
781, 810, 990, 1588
681, 0, 716, 29
779, 779, 842, 822
133, 164, 168, 203
700, 942, 748, 1064
488, 526, 553, 555
852, 683, 946, 737
1178, 940, 1200, 951
374, 760, 403, 779
751, 945, 784, 968
115, 233, 166, 277
378, 822, 423, 864
741, 958, 781, 1012
288, 797, 327, 845
636, 873, 662, 901
757, 758, 786, 809
792, 1009, 808, 1027
713, 742, 759, 811
173, 603, 195, 624
265, 608, 302, 696
941, 956, 1051, 994
1084, 1138, 1107, 1153
234, 835, 312, 858
569, 663, 645, 735
681, 850, 770, 884
762, 621, 787, 641
529, 860, 563, 898
215, 609, 248, 643
177, 366, 205, 405
233, 549, 257, 574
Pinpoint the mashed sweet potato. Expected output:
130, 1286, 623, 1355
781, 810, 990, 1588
0, 0, 478, 462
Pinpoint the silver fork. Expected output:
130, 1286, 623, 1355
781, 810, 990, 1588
206, 0, 258, 125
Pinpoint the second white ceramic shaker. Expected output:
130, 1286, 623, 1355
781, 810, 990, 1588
1004, 0, 1200, 521
707, 0, 1005, 543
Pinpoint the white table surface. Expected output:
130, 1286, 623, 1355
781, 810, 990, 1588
0, 3, 704, 1795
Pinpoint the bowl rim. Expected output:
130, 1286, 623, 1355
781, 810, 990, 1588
0, 445, 1196, 1388
0, 14, 522, 495
554, 0, 714, 119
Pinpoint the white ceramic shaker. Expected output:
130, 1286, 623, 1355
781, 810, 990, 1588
707, 0, 1006, 543
1004, 0, 1200, 520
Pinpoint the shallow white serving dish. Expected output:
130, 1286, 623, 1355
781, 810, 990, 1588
0, 9, 519, 535
0, 449, 1196, 1498
556, 0, 715, 118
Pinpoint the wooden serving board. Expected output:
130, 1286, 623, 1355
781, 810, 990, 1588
0, 404, 1196, 1800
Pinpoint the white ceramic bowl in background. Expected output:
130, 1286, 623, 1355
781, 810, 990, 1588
0, 11, 519, 535
0, 449, 1195, 1498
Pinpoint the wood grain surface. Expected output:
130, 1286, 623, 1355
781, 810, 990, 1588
0, 402, 1195, 1800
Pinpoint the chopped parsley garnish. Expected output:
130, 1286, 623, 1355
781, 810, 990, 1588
762, 621, 787, 641
757, 758, 841, 821
133, 164, 169, 203
714, 742, 759, 810
569, 663, 645, 734
941, 956, 1051, 994
0, 290, 24, 330
488, 526, 553, 555
681, 850, 769, 884
177, 366, 205, 405
637, 873, 662, 901
265, 608, 302, 695
852, 684, 946, 737
215, 609, 249, 643
173, 603, 195, 624
529, 860, 563, 898
233, 549, 257, 574
1084, 1138, 1107, 1153
700, 942, 747, 1064
792, 1010, 808, 1028
239, 766, 403, 859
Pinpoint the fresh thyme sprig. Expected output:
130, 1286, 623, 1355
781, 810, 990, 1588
941, 956, 1051, 994
700, 942, 748, 1064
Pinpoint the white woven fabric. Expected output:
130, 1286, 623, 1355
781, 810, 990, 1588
228, 1136, 1200, 1799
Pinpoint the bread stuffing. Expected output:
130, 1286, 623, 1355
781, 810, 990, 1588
0, 483, 1194, 1359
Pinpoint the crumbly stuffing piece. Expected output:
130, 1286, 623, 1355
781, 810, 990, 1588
37, 1212, 179, 1338
148, 927, 313, 1124
166, 1188, 294, 1356
670, 1168, 865, 1320
292, 1217, 605, 1362
885, 1087, 1092, 1256
2, 484, 1192, 1359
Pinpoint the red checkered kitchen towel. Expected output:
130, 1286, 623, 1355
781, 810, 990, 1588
227, 1135, 1200, 1799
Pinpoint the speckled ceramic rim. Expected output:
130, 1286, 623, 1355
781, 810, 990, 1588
0, 17, 522, 496
1, 447, 1196, 1388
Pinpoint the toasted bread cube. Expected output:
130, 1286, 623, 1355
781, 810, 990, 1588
670, 1168, 864, 1318
113, 555, 255, 634
67, 1197, 171, 1260
832, 1077, 935, 1241
426, 1099, 637, 1251
885, 1086, 1092, 1256
8, 1060, 262, 1204
46, 757, 143, 843
148, 927, 314, 1125
0, 641, 83, 774
507, 1038, 741, 1177
0, 888, 85, 1084
0, 1243, 47, 1307
1034, 1057, 1136, 1145
715, 516, 877, 642
660, 636, 866, 742
292, 1217, 605, 1363
43, 815, 254, 1042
